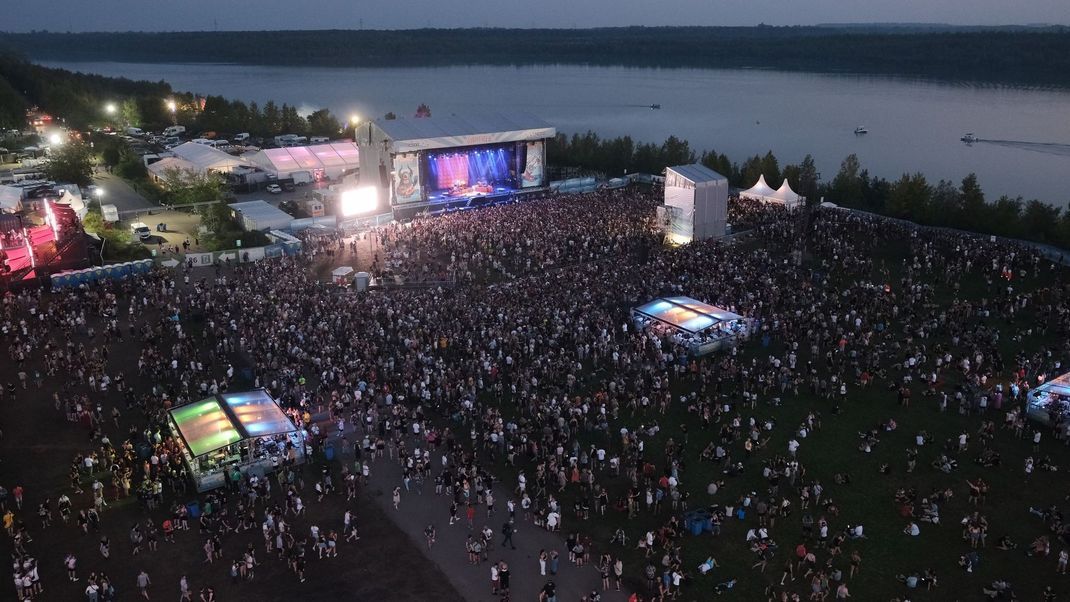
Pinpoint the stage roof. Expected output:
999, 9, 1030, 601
633, 296, 743, 335
220, 389, 297, 438
666, 164, 728, 186
170, 397, 242, 457
169, 390, 298, 458
1031, 372, 1070, 400
373, 112, 556, 153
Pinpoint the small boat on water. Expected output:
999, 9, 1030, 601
649, 104, 661, 110
854, 126, 868, 135
961, 132, 977, 144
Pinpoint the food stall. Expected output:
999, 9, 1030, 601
331, 266, 354, 286
168, 389, 306, 492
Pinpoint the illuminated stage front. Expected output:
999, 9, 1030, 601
424, 144, 519, 204
360, 113, 554, 216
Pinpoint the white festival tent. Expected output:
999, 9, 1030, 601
149, 143, 249, 181
739, 175, 804, 209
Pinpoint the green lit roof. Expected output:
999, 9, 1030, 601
170, 397, 242, 457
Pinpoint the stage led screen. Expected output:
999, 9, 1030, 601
521, 140, 544, 188
422, 144, 518, 201
392, 153, 423, 204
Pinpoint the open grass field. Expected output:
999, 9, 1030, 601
468, 228, 1070, 601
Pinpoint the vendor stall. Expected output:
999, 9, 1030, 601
332, 266, 354, 286
631, 295, 751, 356
169, 389, 306, 492
1026, 373, 1070, 427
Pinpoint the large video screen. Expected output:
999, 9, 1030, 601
422, 144, 518, 199
392, 153, 423, 204
520, 140, 545, 188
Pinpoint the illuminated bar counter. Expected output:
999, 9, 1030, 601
168, 390, 306, 492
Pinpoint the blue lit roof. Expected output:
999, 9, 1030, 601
220, 389, 298, 438
633, 296, 742, 334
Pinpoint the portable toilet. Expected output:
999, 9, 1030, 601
354, 271, 370, 292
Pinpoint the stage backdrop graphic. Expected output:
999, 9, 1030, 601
392, 154, 423, 204
521, 141, 544, 189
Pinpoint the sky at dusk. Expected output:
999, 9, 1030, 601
5, 0, 1070, 32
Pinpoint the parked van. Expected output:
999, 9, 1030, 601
309, 136, 329, 144
125, 127, 144, 136
232, 132, 250, 143
162, 125, 186, 137
191, 138, 213, 145
130, 222, 152, 241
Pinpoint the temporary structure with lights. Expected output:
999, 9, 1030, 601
661, 164, 728, 245
632, 296, 750, 356
168, 389, 306, 492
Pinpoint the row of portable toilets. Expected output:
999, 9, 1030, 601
50, 259, 154, 289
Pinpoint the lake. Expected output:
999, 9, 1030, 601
42, 61, 1070, 205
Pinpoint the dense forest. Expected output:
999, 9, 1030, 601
0, 55, 346, 136
2, 27, 1070, 85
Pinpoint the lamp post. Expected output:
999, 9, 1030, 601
167, 100, 178, 126
349, 114, 360, 142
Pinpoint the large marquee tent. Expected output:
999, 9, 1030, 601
247, 142, 360, 181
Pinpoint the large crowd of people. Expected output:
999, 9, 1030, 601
2, 186, 1070, 601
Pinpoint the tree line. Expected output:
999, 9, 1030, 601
551, 130, 1070, 248
3, 27, 1070, 86
0, 55, 347, 137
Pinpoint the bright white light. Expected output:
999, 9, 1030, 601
340, 186, 378, 216
166, 100, 177, 112
48, 133, 63, 146
349, 114, 360, 126
94, 188, 105, 198
105, 103, 117, 115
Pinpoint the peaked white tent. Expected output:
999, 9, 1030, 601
774, 180, 804, 208
739, 175, 804, 209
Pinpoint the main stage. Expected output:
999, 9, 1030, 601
359, 113, 555, 218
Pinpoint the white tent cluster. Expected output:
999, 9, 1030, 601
738, 175, 804, 209
148, 142, 250, 182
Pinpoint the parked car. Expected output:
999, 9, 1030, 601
130, 222, 152, 241
281, 182, 296, 192
266, 184, 282, 194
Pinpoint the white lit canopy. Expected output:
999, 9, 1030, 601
248, 142, 360, 179
739, 175, 804, 208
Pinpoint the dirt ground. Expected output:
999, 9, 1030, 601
0, 276, 464, 602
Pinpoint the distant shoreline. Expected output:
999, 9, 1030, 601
4, 27, 1070, 87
